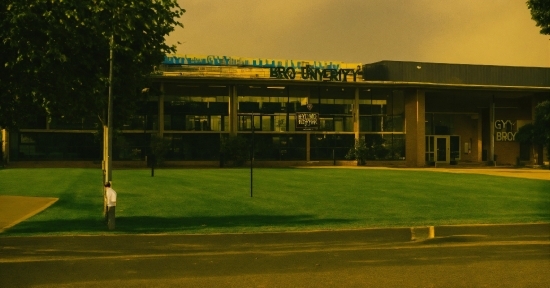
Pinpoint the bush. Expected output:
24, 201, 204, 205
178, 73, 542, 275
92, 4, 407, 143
345, 139, 368, 165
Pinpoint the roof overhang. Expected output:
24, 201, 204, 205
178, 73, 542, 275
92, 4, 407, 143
150, 75, 550, 93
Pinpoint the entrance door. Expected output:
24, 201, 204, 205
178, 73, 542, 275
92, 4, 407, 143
435, 136, 450, 163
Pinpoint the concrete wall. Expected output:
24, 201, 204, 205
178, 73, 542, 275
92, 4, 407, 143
405, 89, 426, 167
453, 114, 481, 163
493, 97, 532, 166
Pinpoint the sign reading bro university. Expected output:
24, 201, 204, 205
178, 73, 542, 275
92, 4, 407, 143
296, 112, 319, 131
270, 65, 361, 82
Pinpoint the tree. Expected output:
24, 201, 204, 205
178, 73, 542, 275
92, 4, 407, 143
0, 0, 185, 130
516, 100, 550, 167
526, 0, 550, 35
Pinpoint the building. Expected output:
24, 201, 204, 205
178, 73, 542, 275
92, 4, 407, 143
2, 54, 550, 167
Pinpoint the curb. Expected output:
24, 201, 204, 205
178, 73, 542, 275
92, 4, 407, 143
434, 223, 550, 238
1, 223, 548, 243
159, 223, 550, 244
410, 223, 550, 242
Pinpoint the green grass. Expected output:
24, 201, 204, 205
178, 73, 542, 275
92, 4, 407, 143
0, 168, 549, 236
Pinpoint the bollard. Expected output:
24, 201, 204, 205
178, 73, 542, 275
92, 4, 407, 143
411, 226, 435, 241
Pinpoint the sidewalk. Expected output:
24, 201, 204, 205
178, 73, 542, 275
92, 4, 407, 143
300, 166, 550, 181
0, 196, 58, 233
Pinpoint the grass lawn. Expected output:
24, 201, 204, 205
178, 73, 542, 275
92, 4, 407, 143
0, 167, 549, 236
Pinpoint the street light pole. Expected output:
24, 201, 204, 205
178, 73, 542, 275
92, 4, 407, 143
106, 34, 114, 183
250, 113, 254, 198
104, 34, 114, 222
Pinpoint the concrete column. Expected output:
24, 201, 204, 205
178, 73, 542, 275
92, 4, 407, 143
477, 115, 483, 162
228, 85, 239, 136
489, 96, 495, 164
1, 129, 8, 164
404, 89, 426, 167
354, 88, 360, 140
306, 132, 311, 161
158, 82, 165, 137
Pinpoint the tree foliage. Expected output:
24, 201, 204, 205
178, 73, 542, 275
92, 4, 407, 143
0, 0, 185, 129
516, 100, 550, 164
527, 0, 550, 35
345, 136, 390, 165
345, 139, 368, 165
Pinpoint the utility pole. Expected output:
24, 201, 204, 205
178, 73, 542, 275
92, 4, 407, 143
103, 34, 114, 220
250, 114, 254, 198
106, 34, 114, 183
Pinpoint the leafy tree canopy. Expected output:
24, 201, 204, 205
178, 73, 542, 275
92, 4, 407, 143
0, 0, 185, 129
516, 100, 550, 163
527, 0, 550, 35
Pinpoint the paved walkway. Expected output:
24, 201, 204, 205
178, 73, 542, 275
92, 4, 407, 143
302, 166, 550, 181
0, 196, 58, 233
418, 167, 550, 181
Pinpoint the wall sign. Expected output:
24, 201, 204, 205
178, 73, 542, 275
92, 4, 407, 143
494, 120, 516, 141
270, 65, 361, 82
296, 112, 319, 131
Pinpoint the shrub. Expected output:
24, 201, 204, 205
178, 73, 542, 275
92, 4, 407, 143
345, 139, 368, 165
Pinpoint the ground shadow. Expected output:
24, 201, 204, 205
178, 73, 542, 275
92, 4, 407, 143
2, 214, 355, 234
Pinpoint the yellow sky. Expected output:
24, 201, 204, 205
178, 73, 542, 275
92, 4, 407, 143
166, 0, 550, 67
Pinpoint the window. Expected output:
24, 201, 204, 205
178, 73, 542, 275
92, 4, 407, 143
360, 89, 404, 133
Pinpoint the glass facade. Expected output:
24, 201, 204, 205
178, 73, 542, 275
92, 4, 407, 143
425, 113, 463, 162
164, 95, 229, 132
5, 61, 545, 167
165, 133, 221, 160
425, 113, 453, 135
14, 132, 100, 161
358, 89, 405, 160
11, 84, 408, 162
310, 134, 354, 160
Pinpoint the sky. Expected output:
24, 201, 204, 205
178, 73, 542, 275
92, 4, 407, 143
166, 0, 550, 67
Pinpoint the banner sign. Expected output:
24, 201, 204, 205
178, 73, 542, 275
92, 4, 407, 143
296, 112, 319, 131
163, 54, 360, 70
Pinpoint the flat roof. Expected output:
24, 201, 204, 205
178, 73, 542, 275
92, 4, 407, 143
154, 59, 550, 92
363, 61, 550, 88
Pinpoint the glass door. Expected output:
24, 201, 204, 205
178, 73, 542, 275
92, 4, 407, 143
435, 136, 450, 163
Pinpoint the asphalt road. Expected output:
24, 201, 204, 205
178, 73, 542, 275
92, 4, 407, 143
1, 231, 549, 288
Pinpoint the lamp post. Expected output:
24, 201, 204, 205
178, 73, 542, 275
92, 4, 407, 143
250, 113, 254, 198
106, 35, 114, 183
103, 34, 114, 222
